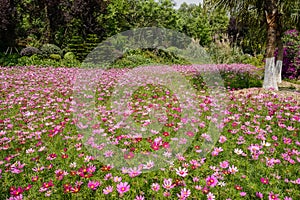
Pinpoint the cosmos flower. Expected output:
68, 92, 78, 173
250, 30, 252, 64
87, 180, 100, 190
116, 182, 130, 194
103, 186, 113, 195
260, 177, 269, 184
175, 167, 188, 177
162, 178, 175, 190
206, 176, 218, 187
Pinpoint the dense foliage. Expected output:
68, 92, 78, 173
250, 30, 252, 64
0, 0, 227, 52
275, 29, 300, 80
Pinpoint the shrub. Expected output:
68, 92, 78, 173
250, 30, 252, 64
40, 44, 62, 58
0, 53, 20, 66
110, 48, 190, 68
187, 64, 263, 90
49, 54, 61, 60
275, 29, 300, 80
207, 34, 264, 68
20, 47, 41, 57
64, 52, 76, 60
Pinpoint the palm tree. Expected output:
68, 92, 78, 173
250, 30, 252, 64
206, 0, 300, 90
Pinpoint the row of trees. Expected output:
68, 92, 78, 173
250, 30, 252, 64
0, 0, 229, 52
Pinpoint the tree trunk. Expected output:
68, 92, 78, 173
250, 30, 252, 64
44, 4, 51, 43
275, 35, 283, 83
275, 17, 283, 83
263, 1, 279, 91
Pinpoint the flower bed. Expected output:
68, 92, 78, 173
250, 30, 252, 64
0, 65, 299, 200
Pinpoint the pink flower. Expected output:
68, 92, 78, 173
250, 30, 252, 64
272, 136, 278, 141
206, 176, 218, 187
103, 186, 113, 195
193, 177, 200, 182
260, 177, 269, 184
116, 182, 130, 194
113, 176, 122, 182
135, 195, 145, 200
151, 183, 160, 191
269, 191, 280, 200
195, 185, 202, 190
180, 188, 191, 198
124, 152, 134, 159
240, 192, 247, 197
220, 161, 229, 168
219, 135, 227, 143
128, 167, 142, 178
269, 192, 279, 200
256, 192, 263, 199
164, 191, 171, 197
87, 180, 100, 190
162, 178, 175, 190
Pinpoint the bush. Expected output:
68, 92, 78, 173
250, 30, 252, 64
50, 54, 61, 60
240, 54, 264, 68
275, 29, 300, 80
110, 48, 190, 68
40, 44, 62, 58
207, 34, 264, 68
0, 53, 20, 66
20, 47, 41, 57
64, 52, 76, 60
189, 64, 263, 90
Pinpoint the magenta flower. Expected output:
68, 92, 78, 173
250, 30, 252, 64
269, 192, 280, 200
256, 192, 263, 199
87, 180, 100, 190
260, 177, 269, 184
10, 187, 24, 197
206, 175, 218, 187
124, 152, 134, 159
116, 182, 130, 194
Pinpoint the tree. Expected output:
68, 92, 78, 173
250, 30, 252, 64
0, 0, 18, 51
208, 0, 300, 90
177, 2, 229, 46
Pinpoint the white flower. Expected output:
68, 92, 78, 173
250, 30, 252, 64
175, 167, 188, 177
207, 192, 215, 200
70, 162, 77, 168
261, 141, 271, 147
218, 181, 226, 187
26, 148, 35, 154
234, 148, 244, 155
163, 151, 172, 158
228, 165, 238, 174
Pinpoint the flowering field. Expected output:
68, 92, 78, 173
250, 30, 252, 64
0, 65, 299, 200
